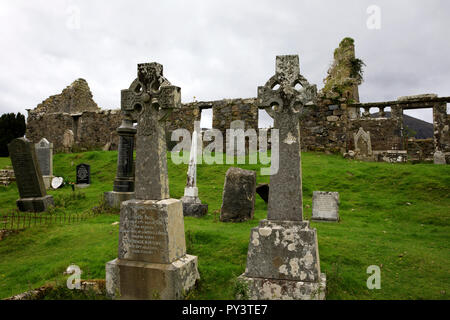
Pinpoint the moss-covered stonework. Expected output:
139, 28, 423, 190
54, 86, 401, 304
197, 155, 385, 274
33, 79, 100, 114
322, 37, 363, 104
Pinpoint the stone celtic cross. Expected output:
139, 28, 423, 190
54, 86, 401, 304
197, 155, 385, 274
257, 55, 317, 221
121, 62, 181, 200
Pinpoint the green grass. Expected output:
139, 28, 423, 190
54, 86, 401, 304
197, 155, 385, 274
0, 150, 449, 300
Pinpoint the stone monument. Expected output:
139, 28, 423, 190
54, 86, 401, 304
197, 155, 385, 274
62, 129, 74, 153
8, 138, 54, 212
180, 129, 208, 217
104, 114, 136, 208
220, 167, 256, 222
311, 191, 339, 222
354, 127, 373, 160
106, 62, 199, 300
238, 55, 326, 300
35, 138, 53, 189
76, 163, 90, 188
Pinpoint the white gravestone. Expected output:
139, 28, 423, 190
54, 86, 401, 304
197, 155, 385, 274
311, 191, 340, 222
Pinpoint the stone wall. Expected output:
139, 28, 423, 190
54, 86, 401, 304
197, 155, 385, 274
347, 118, 403, 151
211, 98, 258, 134
33, 79, 100, 114
26, 110, 122, 152
407, 138, 434, 162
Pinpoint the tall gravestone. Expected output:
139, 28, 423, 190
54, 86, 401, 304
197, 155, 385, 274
181, 129, 208, 217
106, 62, 199, 300
35, 138, 53, 189
8, 138, 54, 212
238, 55, 326, 300
104, 115, 136, 208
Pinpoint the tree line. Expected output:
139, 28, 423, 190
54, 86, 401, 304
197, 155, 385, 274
0, 113, 26, 157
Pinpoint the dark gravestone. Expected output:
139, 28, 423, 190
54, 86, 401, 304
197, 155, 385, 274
7, 138, 54, 212
104, 117, 136, 208
256, 183, 269, 203
220, 167, 256, 222
76, 163, 91, 186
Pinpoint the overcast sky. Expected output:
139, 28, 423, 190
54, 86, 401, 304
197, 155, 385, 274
0, 0, 448, 127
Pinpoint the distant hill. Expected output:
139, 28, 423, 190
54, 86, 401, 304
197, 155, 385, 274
371, 112, 433, 139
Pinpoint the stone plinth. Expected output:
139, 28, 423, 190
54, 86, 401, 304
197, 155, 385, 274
104, 191, 135, 209
311, 191, 339, 222
17, 195, 54, 212
106, 255, 199, 300
181, 187, 208, 217
106, 198, 199, 299
239, 219, 325, 300
238, 273, 326, 300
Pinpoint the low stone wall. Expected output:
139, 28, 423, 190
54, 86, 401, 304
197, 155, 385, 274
0, 167, 15, 186
300, 101, 347, 153
347, 117, 403, 151
407, 138, 434, 162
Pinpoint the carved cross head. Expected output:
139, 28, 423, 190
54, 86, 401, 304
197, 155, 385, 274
120, 62, 181, 125
257, 55, 317, 119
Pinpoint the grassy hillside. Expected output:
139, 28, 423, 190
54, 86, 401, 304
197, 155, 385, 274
0, 151, 449, 300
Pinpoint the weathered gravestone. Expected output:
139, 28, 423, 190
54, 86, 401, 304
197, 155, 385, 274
181, 129, 208, 217
106, 62, 199, 300
76, 163, 90, 187
35, 138, 53, 189
62, 129, 74, 153
220, 167, 256, 222
433, 150, 446, 165
8, 138, 54, 212
311, 191, 339, 222
238, 55, 326, 300
354, 127, 373, 160
104, 115, 136, 208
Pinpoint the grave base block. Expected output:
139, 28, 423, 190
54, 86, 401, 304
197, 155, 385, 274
42, 176, 53, 189
240, 219, 326, 300
237, 273, 326, 300
182, 202, 208, 217
105, 255, 199, 300
17, 195, 54, 212
181, 196, 208, 217
311, 217, 339, 222
104, 191, 135, 209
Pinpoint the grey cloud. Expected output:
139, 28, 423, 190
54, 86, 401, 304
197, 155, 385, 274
0, 0, 448, 126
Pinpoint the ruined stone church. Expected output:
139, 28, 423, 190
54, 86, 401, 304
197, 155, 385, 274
25, 38, 450, 164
